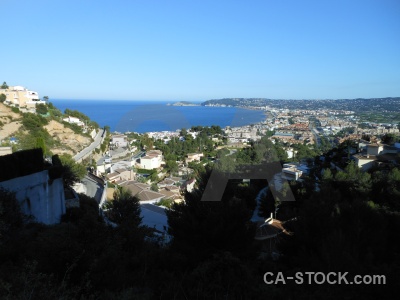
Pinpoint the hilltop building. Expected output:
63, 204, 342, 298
0, 85, 45, 108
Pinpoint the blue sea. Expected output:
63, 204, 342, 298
51, 100, 266, 133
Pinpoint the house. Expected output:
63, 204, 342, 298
185, 152, 204, 164
282, 167, 303, 181
140, 150, 163, 170
367, 143, 384, 156
185, 178, 196, 193
281, 163, 305, 181
63, 116, 85, 127
0, 85, 41, 108
111, 134, 128, 148
106, 168, 134, 183
158, 185, 183, 201
157, 178, 176, 188
120, 181, 165, 203
96, 155, 112, 174
353, 153, 377, 171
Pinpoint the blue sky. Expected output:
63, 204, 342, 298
1, 0, 399, 101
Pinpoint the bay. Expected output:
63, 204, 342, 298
51, 99, 266, 133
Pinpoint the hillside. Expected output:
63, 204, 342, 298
0, 103, 23, 140
0, 102, 95, 157
202, 97, 400, 112
44, 120, 92, 155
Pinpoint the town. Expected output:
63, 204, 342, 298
1, 84, 399, 298
1, 83, 400, 229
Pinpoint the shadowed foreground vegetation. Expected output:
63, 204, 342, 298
1, 149, 399, 299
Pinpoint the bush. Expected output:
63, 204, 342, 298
35, 103, 48, 115
62, 121, 83, 134
22, 113, 48, 130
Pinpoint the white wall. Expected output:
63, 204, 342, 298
0, 170, 66, 224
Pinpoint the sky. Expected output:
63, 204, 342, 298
1, 0, 399, 101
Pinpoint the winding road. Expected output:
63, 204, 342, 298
73, 129, 105, 162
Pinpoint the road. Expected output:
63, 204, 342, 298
312, 128, 322, 146
73, 129, 105, 162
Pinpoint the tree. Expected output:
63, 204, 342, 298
35, 103, 48, 115
0, 93, 6, 103
167, 170, 255, 262
34, 136, 47, 156
165, 159, 178, 173
104, 187, 142, 226
22, 113, 48, 130
150, 182, 159, 192
1, 82, 8, 89
43, 96, 49, 102
52, 154, 86, 187
322, 168, 333, 181
382, 133, 398, 145
180, 128, 187, 137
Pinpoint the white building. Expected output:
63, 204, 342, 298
111, 134, 128, 148
367, 144, 384, 156
140, 150, 163, 170
63, 116, 85, 127
282, 167, 303, 181
353, 154, 377, 171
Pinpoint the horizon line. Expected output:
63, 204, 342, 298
49, 96, 400, 102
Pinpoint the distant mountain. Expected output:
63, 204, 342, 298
168, 101, 200, 106
201, 97, 400, 113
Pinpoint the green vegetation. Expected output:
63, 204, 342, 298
100, 130, 110, 153
0, 93, 6, 103
358, 111, 400, 124
22, 113, 48, 130
155, 198, 174, 208
103, 187, 142, 227
46, 102, 63, 118
153, 126, 224, 164
35, 103, 48, 115
381, 133, 400, 145
16, 113, 56, 155
150, 182, 159, 192
64, 108, 99, 129
51, 154, 86, 187
1, 81, 8, 89
1, 144, 400, 298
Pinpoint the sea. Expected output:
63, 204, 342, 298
51, 99, 266, 133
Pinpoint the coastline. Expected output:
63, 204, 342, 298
51, 99, 267, 133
